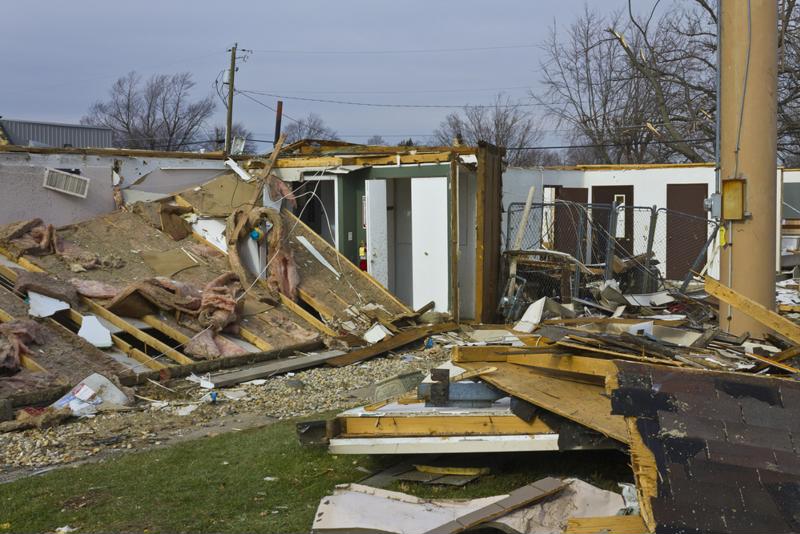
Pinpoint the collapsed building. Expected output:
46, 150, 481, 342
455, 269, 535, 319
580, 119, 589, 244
0, 136, 799, 533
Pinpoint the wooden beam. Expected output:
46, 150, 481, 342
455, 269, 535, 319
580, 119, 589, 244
326, 322, 458, 367
449, 160, 460, 320
279, 293, 338, 337
341, 414, 553, 437
298, 288, 337, 321
506, 353, 617, 379
274, 152, 455, 169
0, 260, 165, 371
0, 143, 228, 160
238, 327, 273, 351
116, 339, 323, 386
80, 299, 194, 365
741, 351, 800, 373
705, 276, 800, 344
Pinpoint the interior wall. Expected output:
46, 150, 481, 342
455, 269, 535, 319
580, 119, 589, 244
0, 161, 115, 227
392, 179, 413, 306
387, 181, 396, 292
458, 167, 478, 320
411, 177, 450, 311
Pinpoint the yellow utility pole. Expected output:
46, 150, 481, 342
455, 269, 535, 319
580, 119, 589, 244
719, 0, 778, 335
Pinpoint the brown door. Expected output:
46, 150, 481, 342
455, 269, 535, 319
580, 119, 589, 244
591, 185, 634, 261
666, 183, 708, 280
554, 187, 588, 255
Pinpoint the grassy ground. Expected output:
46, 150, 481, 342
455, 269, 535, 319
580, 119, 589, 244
0, 418, 632, 533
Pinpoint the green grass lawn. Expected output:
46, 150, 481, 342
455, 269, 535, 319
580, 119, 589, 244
0, 418, 632, 533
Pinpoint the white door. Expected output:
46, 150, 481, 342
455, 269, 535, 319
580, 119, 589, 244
365, 179, 389, 287
411, 177, 449, 311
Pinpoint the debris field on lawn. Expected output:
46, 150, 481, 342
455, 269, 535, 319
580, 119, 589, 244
1, 140, 799, 533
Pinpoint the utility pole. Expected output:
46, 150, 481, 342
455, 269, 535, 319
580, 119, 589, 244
718, 1, 778, 335
273, 100, 283, 146
224, 42, 238, 156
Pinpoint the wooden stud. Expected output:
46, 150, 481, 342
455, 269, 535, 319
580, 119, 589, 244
279, 293, 338, 337
705, 276, 800, 344
80, 299, 194, 365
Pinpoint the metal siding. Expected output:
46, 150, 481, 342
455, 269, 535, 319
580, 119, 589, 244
0, 120, 112, 148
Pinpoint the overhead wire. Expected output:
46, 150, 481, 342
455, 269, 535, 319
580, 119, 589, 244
249, 44, 539, 55
235, 89, 544, 109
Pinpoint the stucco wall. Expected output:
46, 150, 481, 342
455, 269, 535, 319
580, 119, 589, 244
0, 151, 226, 227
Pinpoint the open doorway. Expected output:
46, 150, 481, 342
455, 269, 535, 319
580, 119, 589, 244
365, 177, 449, 311
294, 179, 337, 247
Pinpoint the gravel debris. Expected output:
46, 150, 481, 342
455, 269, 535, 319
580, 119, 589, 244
0, 347, 448, 473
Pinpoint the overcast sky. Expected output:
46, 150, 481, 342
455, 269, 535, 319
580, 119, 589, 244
3, 0, 631, 148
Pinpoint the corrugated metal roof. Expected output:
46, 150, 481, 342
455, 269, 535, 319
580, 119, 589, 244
0, 119, 112, 148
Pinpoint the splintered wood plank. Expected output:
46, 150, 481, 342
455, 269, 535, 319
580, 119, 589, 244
705, 276, 800, 344
565, 514, 649, 533
326, 322, 458, 367
458, 362, 629, 444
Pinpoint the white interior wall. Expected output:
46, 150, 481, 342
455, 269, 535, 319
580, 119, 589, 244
365, 179, 389, 286
411, 177, 449, 311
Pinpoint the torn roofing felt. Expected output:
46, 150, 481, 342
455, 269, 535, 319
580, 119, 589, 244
610, 360, 800, 534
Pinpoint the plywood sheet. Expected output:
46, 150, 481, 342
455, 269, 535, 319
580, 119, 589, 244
458, 361, 628, 444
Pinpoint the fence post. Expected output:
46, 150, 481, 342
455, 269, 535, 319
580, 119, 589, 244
643, 205, 659, 292
604, 202, 618, 280
573, 206, 585, 295
679, 223, 720, 293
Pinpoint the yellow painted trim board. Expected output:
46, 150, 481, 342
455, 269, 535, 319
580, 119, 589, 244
341, 414, 553, 437
564, 514, 649, 534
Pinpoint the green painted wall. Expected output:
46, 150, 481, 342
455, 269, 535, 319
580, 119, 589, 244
336, 164, 451, 265
337, 173, 366, 263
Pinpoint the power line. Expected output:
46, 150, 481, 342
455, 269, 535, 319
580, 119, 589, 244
235, 90, 302, 124
236, 89, 545, 109
249, 44, 539, 55
256, 86, 533, 96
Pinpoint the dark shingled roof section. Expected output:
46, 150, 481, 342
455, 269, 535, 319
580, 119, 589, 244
611, 361, 800, 534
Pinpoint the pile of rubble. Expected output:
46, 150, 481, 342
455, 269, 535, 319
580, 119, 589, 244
308, 271, 800, 533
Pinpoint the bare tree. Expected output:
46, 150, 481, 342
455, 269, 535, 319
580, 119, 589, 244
432, 94, 549, 166
542, 1, 800, 164
538, 8, 668, 164
200, 123, 257, 154
281, 113, 338, 143
366, 135, 387, 145
82, 71, 215, 151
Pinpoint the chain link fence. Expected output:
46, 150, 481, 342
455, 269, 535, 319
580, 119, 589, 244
502, 201, 719, 316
